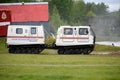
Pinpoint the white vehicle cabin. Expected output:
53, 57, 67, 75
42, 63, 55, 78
55, 26, 95, 54
7, 25, 45, 53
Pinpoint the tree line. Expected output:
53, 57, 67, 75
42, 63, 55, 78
42, 0, 109, 32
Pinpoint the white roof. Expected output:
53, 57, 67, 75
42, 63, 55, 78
60, 25, 90, 28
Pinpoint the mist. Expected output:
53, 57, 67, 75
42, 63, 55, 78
88, 13, 120, 41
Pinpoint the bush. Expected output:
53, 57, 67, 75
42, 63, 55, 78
45, 36, 55, 45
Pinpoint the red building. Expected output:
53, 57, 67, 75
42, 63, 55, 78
0, 10, 11, 37
0, 2, 49, 37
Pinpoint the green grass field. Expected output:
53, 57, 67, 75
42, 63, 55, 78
0, 38, 120, 80
0, 54, 120, 80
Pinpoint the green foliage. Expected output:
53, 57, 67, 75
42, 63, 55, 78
87, 10, 96, 17
45, 36, 55, 45
49, 0, 73, 22
49, 6, 67, 33
70, 1, 86, 25
46, 0, 109, 30
86, 2, 108, 15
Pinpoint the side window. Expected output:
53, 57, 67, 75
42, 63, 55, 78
64, 28, 73, 35
16, 28, 23, 34
31, 27, 36, 34
79, 28, 88, 35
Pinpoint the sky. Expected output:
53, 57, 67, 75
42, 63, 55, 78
84, 0, 120, 12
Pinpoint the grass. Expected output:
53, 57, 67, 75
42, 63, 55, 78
0, 54, 120, 80
0, 65, 120, 80
0, 38, 120, 80
94, 44, 120, 52
0, 38, 8, 53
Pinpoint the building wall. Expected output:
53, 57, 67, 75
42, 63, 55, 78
0, 2, 50, 37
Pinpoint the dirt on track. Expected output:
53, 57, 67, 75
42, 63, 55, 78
91, 51, 120, 55
110, 51, 120, 55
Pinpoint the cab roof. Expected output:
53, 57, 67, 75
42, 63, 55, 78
60, 26, 90, 28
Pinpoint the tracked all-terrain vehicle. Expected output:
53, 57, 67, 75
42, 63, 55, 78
55, 26, 96, 54
7, 25, 45, 54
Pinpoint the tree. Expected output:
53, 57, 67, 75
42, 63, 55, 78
50, 6, 67, 33
86, 2, 108, 15
87, 10, 96, 17
45, 0, 73, 22
96, 3, 108, 15
70, 1, 86, 25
